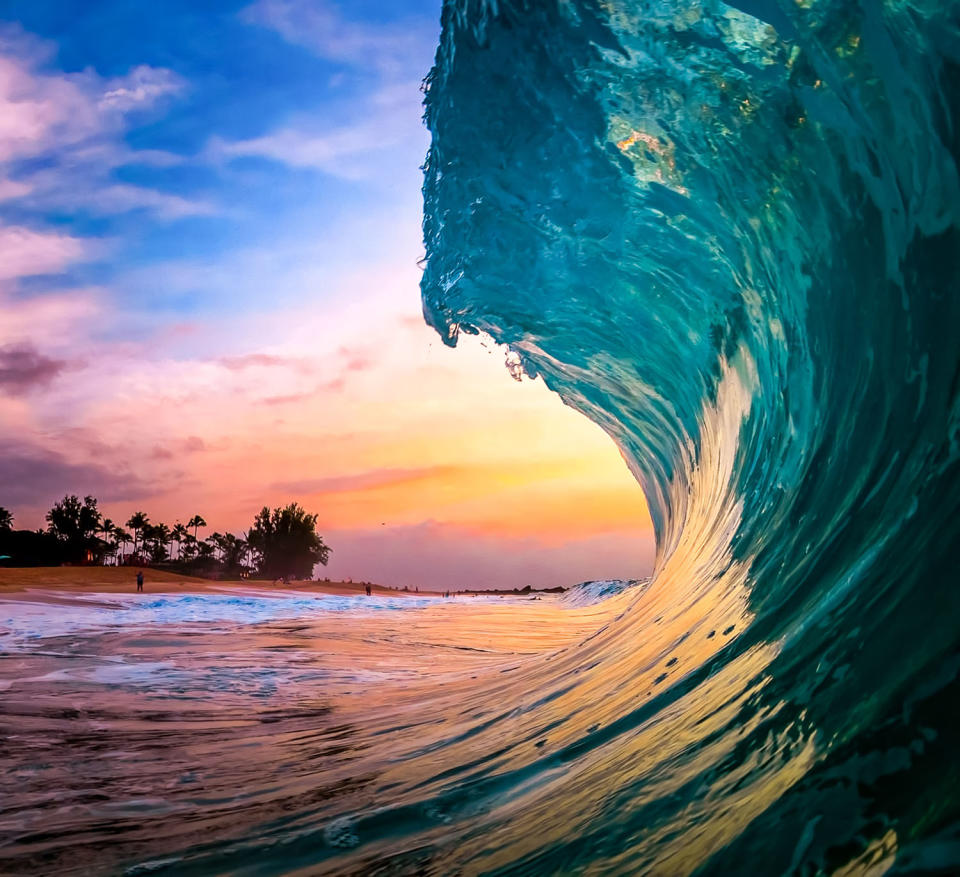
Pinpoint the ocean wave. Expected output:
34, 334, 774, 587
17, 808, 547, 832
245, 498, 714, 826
2, 2, 958, 873
420, 0, 960, 871
560, 578, 649, 606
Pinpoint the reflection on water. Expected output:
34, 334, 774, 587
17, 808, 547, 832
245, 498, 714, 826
0, 580, 767, 876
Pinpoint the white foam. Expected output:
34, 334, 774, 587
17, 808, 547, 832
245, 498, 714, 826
0, 590, 437, 649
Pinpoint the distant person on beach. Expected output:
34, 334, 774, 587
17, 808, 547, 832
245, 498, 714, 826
365, 584, 372, 596
136, 570, 144, 592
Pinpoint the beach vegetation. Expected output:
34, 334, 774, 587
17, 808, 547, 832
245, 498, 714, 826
172, 522, 188, 559
45, 495, 105, 564
187, 515, 207, 541
126, 511, 150, 559
0, 496, 330, 579
114, 527, 133, 561
247, 503, 331, 580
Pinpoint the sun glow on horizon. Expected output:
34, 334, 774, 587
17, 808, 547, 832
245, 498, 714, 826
0, 0, 655, 588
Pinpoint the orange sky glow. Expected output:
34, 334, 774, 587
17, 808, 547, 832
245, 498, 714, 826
0, 9, 655, 589
4, 254, 654, 588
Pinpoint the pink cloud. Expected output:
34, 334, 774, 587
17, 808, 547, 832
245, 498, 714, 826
337, 345, 373, 373
0, 177, 31, 201
0, 286, 102, 347
0, 225, 88, 279
271, 466, 456, 496
219, 353, 312, 372
0, 437, 153, 508
0, 343, 67, 395
260, 391, 316, 406
0, 34, 183, 164
0, 30, 194, 219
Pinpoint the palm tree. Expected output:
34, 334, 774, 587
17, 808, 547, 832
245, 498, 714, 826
196, 541, 215, 564
236, 536, 250, 570
224, 534, 248, 573
140, 523, 156, 559
141, 523, 170, 563
153, 523, 172, 561
114, 527, 132, 563
208, 532, 225, 562
98, 518, 115, 564
172, 523, 188, 560
187, 514, 207, 542
0, 507, 12, 531
126, 511, 149, 559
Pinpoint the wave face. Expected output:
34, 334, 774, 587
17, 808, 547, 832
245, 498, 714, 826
422, 0, 960, 872
561, 578, 649, 606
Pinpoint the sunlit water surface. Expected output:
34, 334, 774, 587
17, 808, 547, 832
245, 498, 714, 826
5, 585, 706, 875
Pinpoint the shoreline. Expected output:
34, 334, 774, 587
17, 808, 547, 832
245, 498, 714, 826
0, 567, 567, 598
0, 566, 421, 598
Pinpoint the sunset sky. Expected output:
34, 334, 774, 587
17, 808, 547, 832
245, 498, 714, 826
0, 0, 654, 588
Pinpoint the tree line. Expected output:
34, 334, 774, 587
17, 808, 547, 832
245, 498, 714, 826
0, 497, 330, 580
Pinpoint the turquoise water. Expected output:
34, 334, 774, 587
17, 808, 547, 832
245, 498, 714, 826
421, 0, 960, 872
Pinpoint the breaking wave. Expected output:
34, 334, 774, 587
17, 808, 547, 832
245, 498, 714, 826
419, 0, 960, 871
2, 2, 959, 874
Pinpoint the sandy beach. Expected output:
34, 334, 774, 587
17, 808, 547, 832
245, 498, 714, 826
0, 566, 418, 598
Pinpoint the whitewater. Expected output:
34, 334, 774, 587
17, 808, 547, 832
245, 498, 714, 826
3, 0, 959, 873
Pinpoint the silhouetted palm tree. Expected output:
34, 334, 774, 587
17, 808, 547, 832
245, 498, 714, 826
0, 507, 12, 530
153, 523, 172, 561
172, 523, 188, 560
114, 527, 132, 563
98, 518, 115, 563
126, 511, 149, 559
140, 523, 170, 563
187, 514, 207, 542
223, 534, 248, 572
208, 532, 225, 562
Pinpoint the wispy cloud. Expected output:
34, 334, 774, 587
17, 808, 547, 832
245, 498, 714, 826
0, 29, 183, 161
209, 83, 425, 181
240, 0, 437, 76
98, 65, 183, 111
218, 352, 313, 373
260, 390, 318, 406
0, 225, 89, 279
150, 436, 206, 460
0, 26, 199, 222
221, 1, 435, 180
0, 285, 102, 347
271, 466, 456, 496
